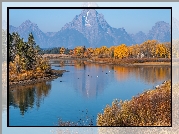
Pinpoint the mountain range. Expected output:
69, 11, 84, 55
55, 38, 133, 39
8, 9, 172, 48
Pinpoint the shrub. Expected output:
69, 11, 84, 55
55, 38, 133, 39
97, 81, 171, 126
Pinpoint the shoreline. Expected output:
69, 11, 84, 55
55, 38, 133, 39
86, 60, 171, 66
48, 57, 171, 66
9, 69, 68, 88
9, 57, 171, 87
131, 62, 171, 66
97, 80, 171, 126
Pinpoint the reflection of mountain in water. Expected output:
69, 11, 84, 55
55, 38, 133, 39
50, 59, 171, 100
72, 61, 114, 99
9, 81, 52, 115
54, 60, 171, 99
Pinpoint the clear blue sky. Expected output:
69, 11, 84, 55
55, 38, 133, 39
9, 8, 171, 34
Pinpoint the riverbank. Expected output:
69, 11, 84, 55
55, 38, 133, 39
9, 69, 68, 87
88, 57, 171, 66
97, 80, 171, 126
132, 62, 170, 66
43, 54, 171, 66
48, 56, 171, 66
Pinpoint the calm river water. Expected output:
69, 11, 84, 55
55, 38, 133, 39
9, 59, 171, 126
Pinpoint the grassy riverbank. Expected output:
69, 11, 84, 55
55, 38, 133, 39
88, 57, 171, 66
97, 80, 171, 126
132, 62, 170, 66
44, 54, 171, 66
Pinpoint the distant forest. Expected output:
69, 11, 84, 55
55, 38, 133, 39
43, 40, 171, 59
42, 47, 71, 54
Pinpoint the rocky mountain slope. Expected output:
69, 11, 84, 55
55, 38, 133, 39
9, 9, 172, 48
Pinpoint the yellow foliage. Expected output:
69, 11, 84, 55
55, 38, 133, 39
74, 46, 84, 57
97, 81, 171, 126
114, 44, 129, 59
94, 48, 101, 56
9, 61, 17, 74
155, 44, 168, 58
60, 47, 65, 54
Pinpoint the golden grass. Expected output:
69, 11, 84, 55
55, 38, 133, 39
97, 81, 171, 126
98, 82, 179, 134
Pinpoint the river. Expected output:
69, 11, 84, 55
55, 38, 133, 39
8, 59, 171, 126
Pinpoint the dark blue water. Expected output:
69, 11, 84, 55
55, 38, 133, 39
9, 60, 171, 126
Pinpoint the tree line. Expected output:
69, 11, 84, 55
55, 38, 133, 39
9, 32, 51, 82
58, 40, 171, 59
8, 32, 171, 79
42, 47, 71, 54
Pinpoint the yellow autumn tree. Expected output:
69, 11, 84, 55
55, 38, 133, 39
155, 44, 168, 58
86, 47, 94, 57
60, 47, 65, 54
141, 40, 158, 58
114, 44, 129, 59
109, 46, 116, 58
129, 44, 141, 58
164, 42, 171, 58
74, 46, 84, 57
94, 48, 101, 57
128, 46, 134, 58
99, 46, 110, 58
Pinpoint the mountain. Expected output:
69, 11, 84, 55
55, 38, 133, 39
130, 31, 147, 44
49, 28, 90, 48
9, 25, 16, 31
45, 32, 57, 37
9, 20, 48, 48
147, 21, 171, 42
172, 17, 179, 39
9, 9, 172, 48
60, 9, 134, 48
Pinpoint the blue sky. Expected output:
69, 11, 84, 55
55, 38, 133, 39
9, 8, 171, 34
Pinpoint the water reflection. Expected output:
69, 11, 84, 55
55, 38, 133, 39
9, 60, 171, 113
54, 60, 171, 99
9, 81, 52, 115
114, 66, 171, 84
9, 60, 171, 126
72, 62, 111, 98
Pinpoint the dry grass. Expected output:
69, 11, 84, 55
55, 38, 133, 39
89, 57, 171, 66
98, 82, 179, 134
97, 81, 171, 126
133, 62, 170, 66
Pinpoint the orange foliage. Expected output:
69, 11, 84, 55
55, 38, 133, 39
114, 44, 129, 59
